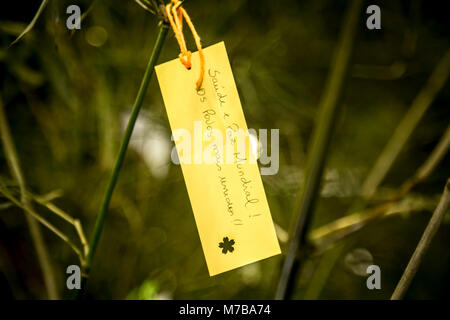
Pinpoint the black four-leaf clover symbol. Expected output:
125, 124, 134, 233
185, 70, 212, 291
219, 237, 235, 254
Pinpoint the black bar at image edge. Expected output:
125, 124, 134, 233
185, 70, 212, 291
1, 300, 438, 319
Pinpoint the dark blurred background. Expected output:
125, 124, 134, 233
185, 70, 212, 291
0, 0, 449, 299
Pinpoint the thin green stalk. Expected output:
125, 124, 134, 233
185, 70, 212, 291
275, 0, 362, 300
304, 123, 450, 300
303, 242, 345, 299
10, 0, 49, 46
79, 24, 168, 294
0, 184, 84, 264
361, 49, 450, 199
0, 97, 58, 299
391, 178, 450, 300
303, 51, 450, 298
310, 123, 450, 249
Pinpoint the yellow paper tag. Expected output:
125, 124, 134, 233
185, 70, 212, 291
155, 42, 280, 276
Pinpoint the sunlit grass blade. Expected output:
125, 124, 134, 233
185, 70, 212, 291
9, 0, 49, 46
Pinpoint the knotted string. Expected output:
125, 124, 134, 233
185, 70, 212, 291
165, 0, 205, 90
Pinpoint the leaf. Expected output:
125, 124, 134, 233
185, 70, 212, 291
10, 0, 49, 47
126, 280, 158, 300
344, 248, 373, 276
0, 202, 13, 210
0, 21, 27, 36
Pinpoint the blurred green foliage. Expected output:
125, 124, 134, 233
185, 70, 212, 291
0, 0, 449, 299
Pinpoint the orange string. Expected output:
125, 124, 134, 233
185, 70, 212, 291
165, 0, 205, 89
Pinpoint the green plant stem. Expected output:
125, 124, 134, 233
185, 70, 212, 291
303, 242, 345, 299
302, 123, 450, 300
275, 0, 362, 300
361, 49, 450, 199
0, 183, 84, 263
79, 24, 168, 295
309, 123, 450, 250
0, 97, 58, 299
391, 178, 450, 300
10, 0, 49, 46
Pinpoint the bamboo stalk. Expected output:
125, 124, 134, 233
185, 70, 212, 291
0, 97, 58, 299
0, 185, 84, 263
275, 0, 362, 300
310, 124, 450, 249
361, 50, 450, 199
302, 48, 450, 299
79, 23, 169, 296
391, 178, 450, 300
32, 191, 90, 258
